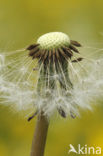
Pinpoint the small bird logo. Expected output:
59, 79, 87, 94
68, 144, 77, 154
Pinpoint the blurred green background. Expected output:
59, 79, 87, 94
0, 0, 103, 156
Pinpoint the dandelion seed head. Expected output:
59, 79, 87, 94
0, 32, 103, 119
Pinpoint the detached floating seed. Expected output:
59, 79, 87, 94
27, 32, 82, 118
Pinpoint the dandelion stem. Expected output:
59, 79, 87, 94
31, 113, 49, 156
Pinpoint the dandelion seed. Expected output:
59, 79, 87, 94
0, 54, 5, 69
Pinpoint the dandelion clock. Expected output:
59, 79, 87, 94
0, 32, 103, 156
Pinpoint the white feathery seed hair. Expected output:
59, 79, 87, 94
0, 32, 103, 119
